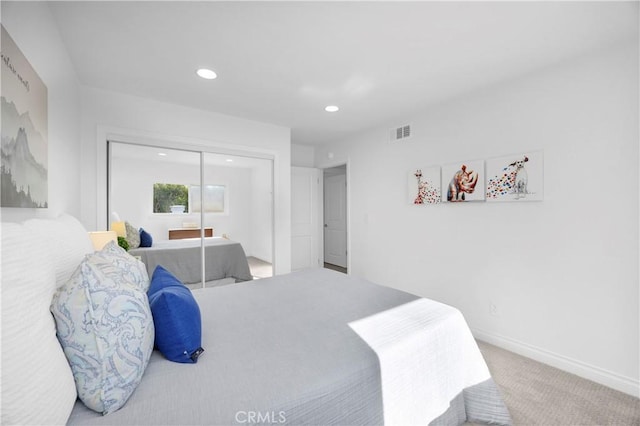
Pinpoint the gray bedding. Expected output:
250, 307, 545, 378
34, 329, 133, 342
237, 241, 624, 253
129, 237, 253, 285
67, 269, 510, 426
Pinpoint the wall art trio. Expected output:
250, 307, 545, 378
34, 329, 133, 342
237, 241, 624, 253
408, 151, 543, 205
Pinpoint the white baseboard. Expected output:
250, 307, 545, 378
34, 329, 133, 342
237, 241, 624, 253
471, 327, 639, 398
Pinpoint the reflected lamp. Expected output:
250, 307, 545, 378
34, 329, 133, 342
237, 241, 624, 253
88, 231, 118, 251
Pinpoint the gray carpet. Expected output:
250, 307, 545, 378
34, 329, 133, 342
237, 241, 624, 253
475, 341, 640, 425
249, 260, 348, 278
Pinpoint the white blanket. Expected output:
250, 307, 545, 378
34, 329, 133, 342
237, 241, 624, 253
349, 298, 491, 425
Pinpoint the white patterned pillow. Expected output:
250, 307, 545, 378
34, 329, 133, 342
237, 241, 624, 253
95, 241, 150, 292
51, 247, 154, 415
1, 222, 78, 425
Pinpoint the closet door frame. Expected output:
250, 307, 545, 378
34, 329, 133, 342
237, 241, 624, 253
98, 126, 276, 280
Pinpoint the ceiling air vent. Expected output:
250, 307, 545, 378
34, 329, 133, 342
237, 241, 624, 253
390, 124, 411, 142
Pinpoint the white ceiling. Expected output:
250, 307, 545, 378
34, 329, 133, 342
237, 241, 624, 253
49, 1, 638, 146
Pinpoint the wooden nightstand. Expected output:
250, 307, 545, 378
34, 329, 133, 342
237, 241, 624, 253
168, 227, 214, 240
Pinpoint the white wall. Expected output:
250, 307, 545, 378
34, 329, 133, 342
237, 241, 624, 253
80, 87, 291, 273
291, 143, 315, 167
316, 42, 639, 395
1, 2, 81, 222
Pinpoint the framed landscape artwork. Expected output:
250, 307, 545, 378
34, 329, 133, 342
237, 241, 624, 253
1, 25, 48, 208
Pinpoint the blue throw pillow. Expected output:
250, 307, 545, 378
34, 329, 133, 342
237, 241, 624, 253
139, 228, 153, 247
148, 266, 204, 363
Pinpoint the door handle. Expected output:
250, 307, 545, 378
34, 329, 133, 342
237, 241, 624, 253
324, 224, 328, 227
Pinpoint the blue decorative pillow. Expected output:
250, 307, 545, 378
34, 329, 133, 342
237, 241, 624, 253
148, 266, 204, 363
139, 228, 153, 247
51, 247, 154, 414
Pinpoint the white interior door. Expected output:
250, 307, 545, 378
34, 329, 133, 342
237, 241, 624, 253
324, 173, 347, 268
291, 167, 320, 271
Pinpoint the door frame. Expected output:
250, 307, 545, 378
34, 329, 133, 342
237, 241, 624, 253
319, 160, 350, 273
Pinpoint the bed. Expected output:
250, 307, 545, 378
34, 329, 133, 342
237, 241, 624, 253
128, 237, 254, 286
1, 214, 511, 426
67, 268, 511, 425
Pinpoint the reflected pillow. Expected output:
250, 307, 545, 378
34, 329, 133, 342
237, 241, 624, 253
125, 221, 141, 249
139, 228, 153, 247
148, 266, 204, 364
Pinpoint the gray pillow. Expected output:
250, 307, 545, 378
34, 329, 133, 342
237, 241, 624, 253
125, 221, 141, 249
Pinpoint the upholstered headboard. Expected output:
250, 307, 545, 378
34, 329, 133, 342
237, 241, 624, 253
1, 214, 93, 425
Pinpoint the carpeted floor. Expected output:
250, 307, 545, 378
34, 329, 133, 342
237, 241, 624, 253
248, 259, 348, 277
474, 341, 640, 425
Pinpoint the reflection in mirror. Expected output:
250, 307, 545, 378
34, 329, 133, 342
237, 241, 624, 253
109, 143, 203, 286
108, 141, 274, 290
203, 152, 274, 283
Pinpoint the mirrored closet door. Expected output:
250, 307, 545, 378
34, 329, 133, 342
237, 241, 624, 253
108, 141, 274, 289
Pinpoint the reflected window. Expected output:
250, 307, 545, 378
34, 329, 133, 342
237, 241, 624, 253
153, 183, 189, 213
189, 185, 226, 214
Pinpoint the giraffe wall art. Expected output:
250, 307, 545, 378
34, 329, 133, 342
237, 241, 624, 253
408, 166, 441, 205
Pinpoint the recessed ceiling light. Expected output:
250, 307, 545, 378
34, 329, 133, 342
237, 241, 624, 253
226, 159, 233, 162
325, 105, 339, 112
158, 152, 167, 156
196, 68, 217, 80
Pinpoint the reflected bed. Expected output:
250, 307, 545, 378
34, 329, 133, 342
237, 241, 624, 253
129, 237, 253, 286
